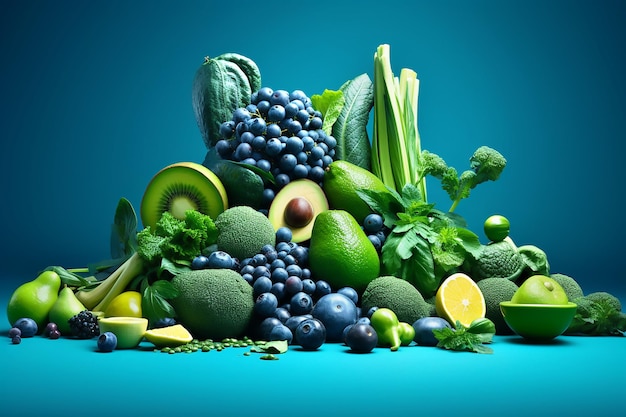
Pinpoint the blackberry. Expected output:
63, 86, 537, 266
68, 310, 100, 339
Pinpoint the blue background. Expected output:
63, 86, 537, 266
2, 0, 624, 299
1, 1, 625, 416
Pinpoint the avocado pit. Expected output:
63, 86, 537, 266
284, 197, 314, 227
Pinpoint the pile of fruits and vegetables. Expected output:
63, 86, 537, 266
6, 44, 625, 356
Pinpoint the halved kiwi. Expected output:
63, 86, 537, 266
140, 162, 228, 229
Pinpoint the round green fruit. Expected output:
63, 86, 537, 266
484, 215, 510, 242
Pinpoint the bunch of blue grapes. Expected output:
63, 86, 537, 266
215, 87, 337, 205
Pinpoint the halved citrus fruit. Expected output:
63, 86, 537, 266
435, 273, 486, 328
144, 324, 194, 348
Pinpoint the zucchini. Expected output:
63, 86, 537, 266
192, 56, 253, 149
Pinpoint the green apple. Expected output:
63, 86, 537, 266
511, 275, 569, 305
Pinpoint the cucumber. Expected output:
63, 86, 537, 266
192, 56, 253, 149
216, 52, 262, 93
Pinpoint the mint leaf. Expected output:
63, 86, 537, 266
433, 322, 494, 354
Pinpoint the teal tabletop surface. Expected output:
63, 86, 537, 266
2, 292, 625, 417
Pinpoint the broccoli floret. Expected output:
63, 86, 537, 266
215, 206, 276, 261
470, 145, 507, 184
467, 237, 525, 282
585, 291, 622, 312
361, 276, 433, 324
418, 150, 449, 180
567, 291, 625, 336
476, 277, 519, 335
440, 146, 506, 212
171, 269, 254, 340
550, 273, 584, 301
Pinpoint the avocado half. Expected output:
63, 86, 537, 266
268, 179, 329, 243
140, 161, 228, 229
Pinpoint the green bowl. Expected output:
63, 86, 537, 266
499, 301, 577, 341
98, 317, 148, 349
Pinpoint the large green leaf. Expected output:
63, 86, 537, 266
332, 73, 374, 170
202, 149, 265, 208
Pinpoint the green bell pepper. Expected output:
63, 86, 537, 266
370, 308, 415, 351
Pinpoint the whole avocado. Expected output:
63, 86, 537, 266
361, 276, 432, 324
215, 205, 276, 261
476, 277, 519, 335
171, 269, 254, 340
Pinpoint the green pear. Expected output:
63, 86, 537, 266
6, 270, 61, 330
49, 286, 87, 335
309, 209, 380, 294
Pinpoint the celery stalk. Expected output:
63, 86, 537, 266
372, 44, 426, 198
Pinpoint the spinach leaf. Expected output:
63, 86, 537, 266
332, 73, 374, 170
110, 197, 138, 259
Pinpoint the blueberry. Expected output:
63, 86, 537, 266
258, 317, 282, 340
345, 323, 378, 353
311, 293, 358, 342
275, 241, 291, 252
254, 292, 278, 318
412, 317, 453, 346
271, 267, 288, 283
270, 89, 290, 106
253, 276, 273, 298
8, 327, 21, 338
273, 307, 291, 323
270, 282, 286, 302
97, 332, 118, 352
289, 245, 308, 264
285, 315, 310, 335
313, 280, 332, 300
152, 317, 176, 328
368, 235, 382, 251
268, 324, 293, 344
301, 279, 316, 295
252, 265, 271, 280
207, 251, 235, 269
11, 336, 21, 344
295, 318, 326, 350
366, 306, 379, 318
49, 329, 61, 339
290, 292, 313, 316
191, 255, 210, 270
276, 227, 293, 243
251, 253, 268, 267
337, 287, 359, 305
285, 264, 302, 278
284, 276, 303, 295
13, 318, 38, 337
363, 213, 384, 233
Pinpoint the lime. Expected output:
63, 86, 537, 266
510, 275, 569, 305
435, 273, 486, 327
104, 291, 143, 318
483, 215, 510, 242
